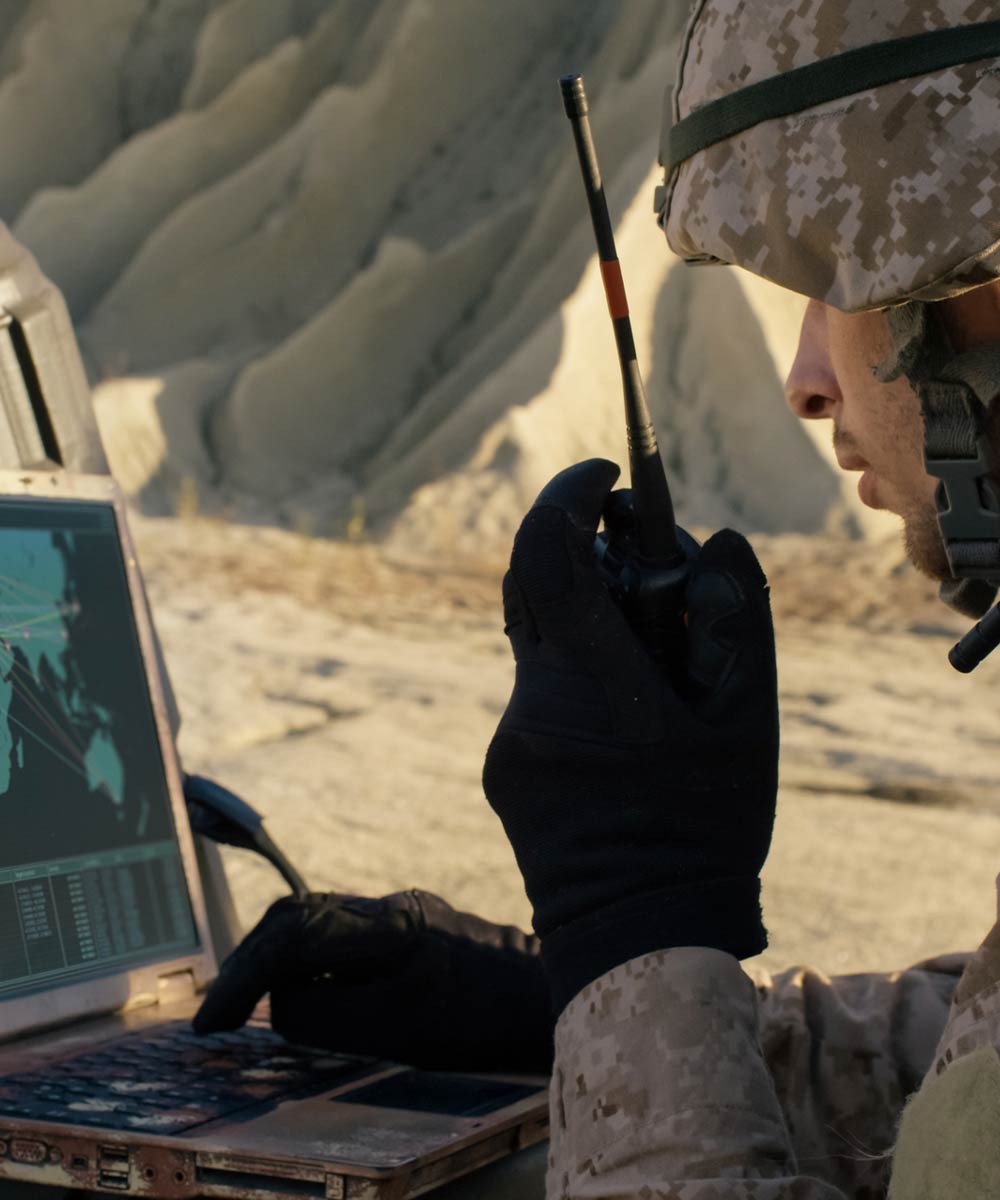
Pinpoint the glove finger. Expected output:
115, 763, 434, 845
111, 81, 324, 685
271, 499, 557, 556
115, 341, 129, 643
271, 973, 436, 1065
602, 487, 637, 542
531, 458, 621, 532
511, 460, 624, 642
193, 896, 310, 1033
270, 978, 374, 1055
684, 529, 776, 711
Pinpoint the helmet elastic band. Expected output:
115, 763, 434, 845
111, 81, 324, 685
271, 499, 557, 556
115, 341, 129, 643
665, 21, 1000, 175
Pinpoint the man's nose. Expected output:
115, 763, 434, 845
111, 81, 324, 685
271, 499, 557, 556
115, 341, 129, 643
784, 298, 840, 420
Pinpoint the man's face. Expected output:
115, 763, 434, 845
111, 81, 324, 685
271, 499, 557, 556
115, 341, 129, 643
784, 299, 949, 580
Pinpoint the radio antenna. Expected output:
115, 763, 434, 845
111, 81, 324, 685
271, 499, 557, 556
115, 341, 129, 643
559, 73, 683, 567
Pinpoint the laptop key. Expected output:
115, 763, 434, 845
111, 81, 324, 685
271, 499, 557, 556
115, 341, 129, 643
0, 1101, 65, 1120
0, 1020, 369, 1134
124, 1113, 197, 1133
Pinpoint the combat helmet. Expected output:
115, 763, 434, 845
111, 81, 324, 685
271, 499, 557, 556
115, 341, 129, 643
654, 1, 1000, 668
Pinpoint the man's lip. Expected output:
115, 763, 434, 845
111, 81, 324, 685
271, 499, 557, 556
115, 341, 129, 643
835, 454, 869, 471
858, 469, 882, 509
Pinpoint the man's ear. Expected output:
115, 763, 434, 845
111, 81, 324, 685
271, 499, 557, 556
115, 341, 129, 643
873, 303, 931, 384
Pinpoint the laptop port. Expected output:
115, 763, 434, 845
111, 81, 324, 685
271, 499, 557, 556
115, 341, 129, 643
97, 1171, 130, 1190
98, 1171, 130, 1191
97, 1145, 130, 1190
195, 1167, 326, 1197
9, 1139, 47, 1164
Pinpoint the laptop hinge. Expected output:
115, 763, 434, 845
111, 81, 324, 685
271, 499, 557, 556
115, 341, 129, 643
156, 968, 198, 1005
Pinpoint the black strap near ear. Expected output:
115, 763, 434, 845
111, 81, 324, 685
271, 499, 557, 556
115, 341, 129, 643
665, 21, 1000, 175
879, 305, 1000, 671
883, 306, 1000, 585
921, 373, 1000, 580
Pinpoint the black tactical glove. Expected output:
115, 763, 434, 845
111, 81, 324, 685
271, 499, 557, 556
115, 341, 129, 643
483, 459, 779, 1013
192, 889, 553, 1073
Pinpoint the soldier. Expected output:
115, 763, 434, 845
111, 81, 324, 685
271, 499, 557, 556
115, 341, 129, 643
483, 1, 1000, 1197
198, 2, 1000, 1197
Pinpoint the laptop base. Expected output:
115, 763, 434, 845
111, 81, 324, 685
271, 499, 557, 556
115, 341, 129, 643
0, 995, 548, 1200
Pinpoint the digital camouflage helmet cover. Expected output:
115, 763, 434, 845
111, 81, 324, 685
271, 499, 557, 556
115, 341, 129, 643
655, 1, 1000, 662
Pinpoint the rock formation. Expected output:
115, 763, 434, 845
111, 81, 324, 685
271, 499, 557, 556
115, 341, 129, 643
1, 0, 894, 557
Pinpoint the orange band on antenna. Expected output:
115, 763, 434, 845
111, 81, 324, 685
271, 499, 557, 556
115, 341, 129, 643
600, 259, 629, 320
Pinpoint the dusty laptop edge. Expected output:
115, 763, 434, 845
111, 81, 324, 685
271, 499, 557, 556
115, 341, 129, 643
0, 235, 549, 1199
0, 472, 219, 1045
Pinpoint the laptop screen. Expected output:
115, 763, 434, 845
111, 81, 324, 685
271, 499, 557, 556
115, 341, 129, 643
0, 499, 199, 1000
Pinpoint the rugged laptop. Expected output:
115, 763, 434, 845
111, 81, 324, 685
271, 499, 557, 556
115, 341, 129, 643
0, 470, 548, 1200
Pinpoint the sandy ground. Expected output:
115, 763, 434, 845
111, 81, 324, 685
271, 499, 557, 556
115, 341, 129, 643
131, 513, 1000, 979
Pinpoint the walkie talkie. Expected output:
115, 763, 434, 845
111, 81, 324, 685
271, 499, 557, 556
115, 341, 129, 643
559, 73, 698, 661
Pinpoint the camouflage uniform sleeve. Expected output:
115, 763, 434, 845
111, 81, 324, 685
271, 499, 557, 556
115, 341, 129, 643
547, 946, 967, 1199
926, 882, 1000, 1074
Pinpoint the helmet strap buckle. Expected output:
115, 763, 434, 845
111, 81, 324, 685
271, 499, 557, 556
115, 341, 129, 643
886, 303, 1000, 669
925, 432, 1000, 581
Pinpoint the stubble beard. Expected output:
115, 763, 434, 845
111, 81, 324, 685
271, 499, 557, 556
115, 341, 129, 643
901, 498, 953, 582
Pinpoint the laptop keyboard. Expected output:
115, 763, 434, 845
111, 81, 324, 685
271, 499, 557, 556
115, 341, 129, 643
0, 1021, 370, 1134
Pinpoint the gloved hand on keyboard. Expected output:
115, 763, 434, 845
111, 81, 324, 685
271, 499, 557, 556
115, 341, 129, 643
193, 889, 553, 1073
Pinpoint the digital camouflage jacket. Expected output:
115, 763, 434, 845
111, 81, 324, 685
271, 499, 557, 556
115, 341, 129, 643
547, 877, 1000, 1199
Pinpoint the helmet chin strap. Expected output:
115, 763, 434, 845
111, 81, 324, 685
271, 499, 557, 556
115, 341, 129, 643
882, 303, 1000, 671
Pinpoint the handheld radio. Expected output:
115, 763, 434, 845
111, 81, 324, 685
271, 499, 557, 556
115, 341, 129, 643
559, 73, 698, 661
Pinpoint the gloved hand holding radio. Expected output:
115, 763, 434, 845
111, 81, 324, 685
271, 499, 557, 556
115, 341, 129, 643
483, 459, 780, 1013
193, 889, 553, 1073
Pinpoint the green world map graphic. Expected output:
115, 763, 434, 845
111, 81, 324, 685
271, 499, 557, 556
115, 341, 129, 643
0, 530, 127, 816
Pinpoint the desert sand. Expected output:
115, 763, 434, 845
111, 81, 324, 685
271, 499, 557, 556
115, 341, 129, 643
130, 513, 1000, 980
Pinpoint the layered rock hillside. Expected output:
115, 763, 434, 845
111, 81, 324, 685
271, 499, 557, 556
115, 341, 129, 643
2, 0, 895, 560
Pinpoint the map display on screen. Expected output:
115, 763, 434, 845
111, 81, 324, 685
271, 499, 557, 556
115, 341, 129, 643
0, 500, 198, 999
